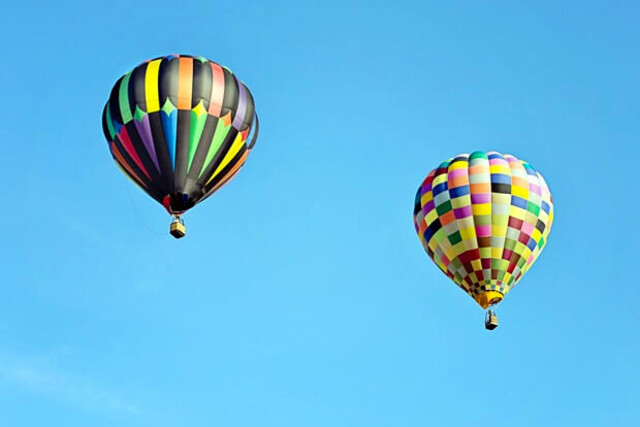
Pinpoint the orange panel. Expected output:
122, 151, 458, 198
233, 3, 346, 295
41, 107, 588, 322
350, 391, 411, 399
177, 57, 193, 109
470, 183, 491, 193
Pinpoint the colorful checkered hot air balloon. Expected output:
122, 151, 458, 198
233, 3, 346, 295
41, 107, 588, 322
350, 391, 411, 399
101, 54, 259, 238
413, 151, 553, 329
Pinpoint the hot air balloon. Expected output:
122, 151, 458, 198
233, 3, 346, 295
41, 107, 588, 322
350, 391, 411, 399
413, 151, 553, 329
101, 54, 259, 238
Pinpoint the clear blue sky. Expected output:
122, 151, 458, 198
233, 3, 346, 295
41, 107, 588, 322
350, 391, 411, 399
1, 1, 638, 426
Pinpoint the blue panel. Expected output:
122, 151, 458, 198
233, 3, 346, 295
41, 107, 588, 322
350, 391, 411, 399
541, 201, 551, 214
449, 185, 469, 198
161, 109, 178, 169
490, 173, 511, 184
432, 182, 448, 196
511, 196, 528, 209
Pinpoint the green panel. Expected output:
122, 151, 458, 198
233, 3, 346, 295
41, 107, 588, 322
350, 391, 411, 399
436, 200, 452, 215
118, 71, 133, 123
162, 97, 176, 114
188, 108, 208, 171
451, 257, 462, 269
199, 120, 232, 178
469, 151, 488, 161
453, 272, 463, 284
105, 103, 116, 138
134, 105, 147, 122
504, 238, 517, 251
492, 259, 508, 272
448, 230, 462, 245
526, 203, 541, 216
475, 215, 491, 226
438, 160, 452, 169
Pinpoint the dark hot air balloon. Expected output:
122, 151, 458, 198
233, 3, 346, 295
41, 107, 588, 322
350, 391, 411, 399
101, 54, 259, 238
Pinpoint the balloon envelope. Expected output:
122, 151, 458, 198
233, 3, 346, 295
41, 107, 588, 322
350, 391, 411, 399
413, 151, 553, 308
101, 54, 258, 215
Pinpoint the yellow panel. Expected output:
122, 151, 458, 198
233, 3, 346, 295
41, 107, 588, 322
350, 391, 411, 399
451, 197, 469, 209
444, 246, 457, 261
428, 239, 439, 251
145, 59, 162, 112
472, 203, 491, 215
421, 192, 433, 204
449, 161, 468, 170
509, 206, 526, 220
207, 133, 245, 184
460, 226, 476, 241
491, 247, 504, 258
490, 164, 510, 174
492, 224, 507, 236
425, 209, 438, 224
512, 185, 529, 199
433, 174, 447, 185
531, 228, 542, 241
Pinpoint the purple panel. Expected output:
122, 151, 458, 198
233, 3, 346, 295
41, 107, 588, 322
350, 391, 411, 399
134, 114, 161, 173
232, 78, 248, 130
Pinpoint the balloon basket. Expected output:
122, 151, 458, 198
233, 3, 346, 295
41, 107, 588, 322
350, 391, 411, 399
484, 310, 498, 330
170, 216, 186, 239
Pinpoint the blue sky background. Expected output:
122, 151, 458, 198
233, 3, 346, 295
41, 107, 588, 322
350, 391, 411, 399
1, 1, 638, 426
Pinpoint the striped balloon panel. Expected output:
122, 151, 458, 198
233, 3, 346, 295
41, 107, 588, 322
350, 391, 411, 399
101, 54, 258, 214
413, 151, 553, 306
